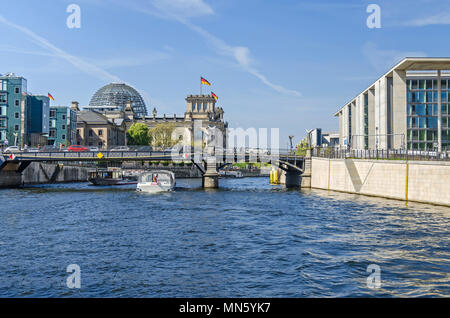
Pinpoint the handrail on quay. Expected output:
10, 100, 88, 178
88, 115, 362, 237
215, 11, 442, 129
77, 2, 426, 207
312, 148, 450, 161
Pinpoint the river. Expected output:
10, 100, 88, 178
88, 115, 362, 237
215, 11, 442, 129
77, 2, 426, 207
0, 178, 449, 297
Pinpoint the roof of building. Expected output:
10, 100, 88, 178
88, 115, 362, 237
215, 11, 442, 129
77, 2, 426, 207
77, 111, 111, 125
333, 57, 450, 116
89, 83, 147, 117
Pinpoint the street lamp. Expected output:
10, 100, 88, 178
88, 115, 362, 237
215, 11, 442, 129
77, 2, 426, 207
288, 135, 294, 153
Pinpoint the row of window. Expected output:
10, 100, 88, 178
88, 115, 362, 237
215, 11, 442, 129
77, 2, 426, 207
75, 129, 104, 137
0, 95, 21, 106
407, 116, 438, 129
49, 110, 67, 120
407, 91, 450, 103
408, 142, 450, 151
407, 129, 450, 141
193, 103, 208, 111
48, 129, 66, 140
407, 79, 450, 90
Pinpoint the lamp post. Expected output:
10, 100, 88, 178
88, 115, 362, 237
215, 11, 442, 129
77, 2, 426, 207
288, 135, 294, 153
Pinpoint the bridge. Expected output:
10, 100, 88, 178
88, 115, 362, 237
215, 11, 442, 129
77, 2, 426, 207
0, 149, 308, 188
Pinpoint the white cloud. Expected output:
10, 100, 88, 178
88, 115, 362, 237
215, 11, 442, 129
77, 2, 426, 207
404, 12, 450, 26
362, 42, 427, 72
117, 0, 302, 97
151, 0, 214, 18
89, 51, 171, 69
0, 14, 122, 83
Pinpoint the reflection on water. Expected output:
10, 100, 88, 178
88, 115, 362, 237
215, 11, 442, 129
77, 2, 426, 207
0, 178, 448, 297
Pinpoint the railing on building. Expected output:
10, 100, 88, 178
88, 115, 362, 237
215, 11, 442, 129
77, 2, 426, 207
312, 147, 450, 161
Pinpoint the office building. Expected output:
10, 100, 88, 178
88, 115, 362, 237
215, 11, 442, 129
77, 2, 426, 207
334, 58, 450, 152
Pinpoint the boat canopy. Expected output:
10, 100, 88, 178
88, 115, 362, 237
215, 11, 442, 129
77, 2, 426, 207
138, 171, 175, 184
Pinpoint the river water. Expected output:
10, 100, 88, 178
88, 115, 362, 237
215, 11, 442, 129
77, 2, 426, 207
0, 178, 448, 297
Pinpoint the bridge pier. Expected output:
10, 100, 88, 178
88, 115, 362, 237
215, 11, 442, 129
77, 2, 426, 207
0, 161, 23, 188
279, 169, 302, 188
300, 150, 312, 188
202, 158, 219, 189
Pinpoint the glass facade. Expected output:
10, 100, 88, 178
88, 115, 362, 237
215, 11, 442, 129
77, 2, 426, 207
406, 78, 441, 151
442, 80, 450, 150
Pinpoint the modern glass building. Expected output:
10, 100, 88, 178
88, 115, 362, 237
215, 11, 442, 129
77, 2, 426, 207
88, 83, 147, 117
334, 58, 450, 152
48, 106, 77, 147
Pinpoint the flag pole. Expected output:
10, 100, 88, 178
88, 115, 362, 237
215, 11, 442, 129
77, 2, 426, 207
200, 76, 202, 95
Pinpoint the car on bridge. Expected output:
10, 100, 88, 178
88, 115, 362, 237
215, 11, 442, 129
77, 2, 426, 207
110, 146, 130, 152
39, 145, 59, 152
68, 145, 89, 152
3, 146, 20, 153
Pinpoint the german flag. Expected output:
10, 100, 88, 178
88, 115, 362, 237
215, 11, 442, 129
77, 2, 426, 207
201, 77, 211, 86
48, 93, 55, 101
211, 92, 218, 100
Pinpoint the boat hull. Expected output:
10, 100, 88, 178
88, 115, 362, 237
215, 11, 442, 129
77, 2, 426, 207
136, 182, 175, 193
89, 177, 137, 186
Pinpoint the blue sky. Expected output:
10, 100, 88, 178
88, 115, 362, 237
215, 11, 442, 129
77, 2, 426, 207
1, 0, 450, 145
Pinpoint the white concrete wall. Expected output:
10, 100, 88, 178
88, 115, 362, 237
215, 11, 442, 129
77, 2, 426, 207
311, 157, 450, 206
392, 70, 407, 149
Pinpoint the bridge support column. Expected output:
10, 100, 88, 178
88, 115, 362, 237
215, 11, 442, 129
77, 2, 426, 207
301, 150, 312, 188
280, 169, 302, 188
202, 158, 219, 188
0, 161, 23, 188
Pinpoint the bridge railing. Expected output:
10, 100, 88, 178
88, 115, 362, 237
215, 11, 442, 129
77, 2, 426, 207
312, 148, 450, 161
1, 148, 304, 163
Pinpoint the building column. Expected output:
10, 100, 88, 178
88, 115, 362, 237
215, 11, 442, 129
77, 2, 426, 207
393, 69, 407, 149
438, 70, 442, 152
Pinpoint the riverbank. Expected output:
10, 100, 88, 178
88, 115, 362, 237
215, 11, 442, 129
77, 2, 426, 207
311, 157, 450, 207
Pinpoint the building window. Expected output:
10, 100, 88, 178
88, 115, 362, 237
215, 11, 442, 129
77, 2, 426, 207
98, 141, 103, 147
98, 129, 103, 136
50, 110, 56, 117
89, 129, 93, 137
49, 130, 56, 138
14, 125, 19, 131
0, 106, 6, 116
62, 135, 66, 140
14, 112, 19, 119
62, 125, 66, 130
406, 77, 442, 151
15, 99, 19, 106
0, 119, 6, 129
0, 94, 6, 103
15, 87, 20, 94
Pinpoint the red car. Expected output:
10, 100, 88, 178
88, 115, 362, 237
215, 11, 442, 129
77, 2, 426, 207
67, 145, 89, 152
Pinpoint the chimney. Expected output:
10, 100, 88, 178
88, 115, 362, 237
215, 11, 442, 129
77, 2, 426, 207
71, 101, 79, 111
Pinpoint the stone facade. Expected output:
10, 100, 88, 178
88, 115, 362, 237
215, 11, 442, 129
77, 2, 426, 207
85, 94, 228, 148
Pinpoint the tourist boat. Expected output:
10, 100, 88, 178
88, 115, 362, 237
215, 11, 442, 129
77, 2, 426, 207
88, 168, 138, 186
136, 170, 176, 193
219, 170, 243, 178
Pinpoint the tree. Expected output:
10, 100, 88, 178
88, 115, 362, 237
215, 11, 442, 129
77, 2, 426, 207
295, 137, 310, 156
149, 123, 178, 149
127, 123, 151, 145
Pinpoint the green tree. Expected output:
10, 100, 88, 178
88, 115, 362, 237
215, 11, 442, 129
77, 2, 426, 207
149, 123, 178, 149
295, 137, 310, 156
127, 123, 151, 145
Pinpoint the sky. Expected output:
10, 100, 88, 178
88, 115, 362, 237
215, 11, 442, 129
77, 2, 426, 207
1, 0, 450, 145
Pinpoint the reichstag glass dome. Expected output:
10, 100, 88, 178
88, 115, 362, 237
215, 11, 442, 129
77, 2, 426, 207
89, 83, 147, 117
